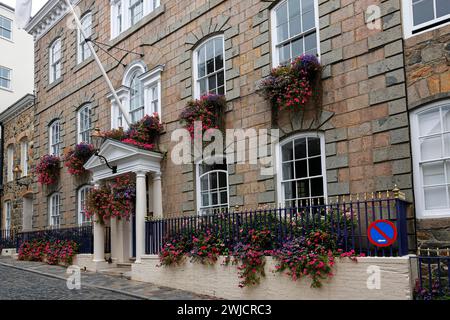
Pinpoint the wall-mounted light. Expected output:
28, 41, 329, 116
91, 127, 118, 174
13, 166, 30, 187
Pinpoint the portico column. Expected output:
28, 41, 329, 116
153, 173, 163, 219
135, 171, 147, 263
110, 217, 118, 263
93, 183, 105, 262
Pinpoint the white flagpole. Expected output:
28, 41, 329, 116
63, 0, 131, 126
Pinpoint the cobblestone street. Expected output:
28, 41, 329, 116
0, 257, 214, 300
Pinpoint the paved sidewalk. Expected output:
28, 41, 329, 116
0, 257, 215, 300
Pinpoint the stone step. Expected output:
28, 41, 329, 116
99, 267, 132, 280
116, 262, 133, 268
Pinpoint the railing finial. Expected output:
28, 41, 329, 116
393, 184, 406, 200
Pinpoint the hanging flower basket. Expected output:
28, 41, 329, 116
35, 154, 60, 186
180, 94, 227, 138
259, 54, 322, 113
101, 113, 164, 151
85, 174, 136, 224
63, 143, 95, 176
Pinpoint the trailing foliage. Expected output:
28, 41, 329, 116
63, 143, 95, 175
101, 113, 163, 151
35, 154, 60, 186
85, 174, 136, 224
18, 240, 78, 266
179, 94, 227, 138
259, 54, 322, 112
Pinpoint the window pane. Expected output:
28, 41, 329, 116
282, 142, 294, 161
202, 193, 209, 206
198, 47, 206, 78
294, 138, 307, 159
277, 23, 289, 43
214, 38, 224, 70
308, 137, 321, 157
291, 37, 304, 58
309, 157, 322, 176
211, 192, 218, 205
446, 161, 450, 183
421, 136, 442, 161
283, 162, 294, 180
289, 15, 302, 37
201, 176, 208, 191
302, 11, 315, 31
220, 191, 227, 204
283, 181, 296, 200
422, 162, 445, 186
442, 106, 450, 131
210, 172, 218, 190
219, 172, 227, 188
304, 32, 317, 53
208, 75, 217, 93
296, 180, 309, 198
276, 2, 288, 26
413, 0, 435, 25
310, 178, 324, 197
444, 133, 450, 157
424, 186, 447, 209
295, 160, 307, 179
288, 0, 300, 18
419, 108, 441, 136
206, 42, 215, 74
436, 0, 450, 18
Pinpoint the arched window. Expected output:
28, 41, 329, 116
193, 35, 225, 98
196, 157, 229, 215
411, 100, 450, 218
129, 70, 145, 123
77, 104, 92, 143
278, 133, 327, 208
49, 120, 61, 156
49, 193, 61, 227
78, 185, 92, 225
110, 62, 162, 129
20, 138, 29, 177
78, 12, 93, 64
271, 0, 319, 66
49, 38, 62, 83
6, 144, 14, 182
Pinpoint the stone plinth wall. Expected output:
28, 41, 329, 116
131, 255, 413, 300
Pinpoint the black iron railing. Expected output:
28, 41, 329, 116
145, 196, 416, 257
412, 254, 450, 300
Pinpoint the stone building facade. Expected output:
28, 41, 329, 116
0, 94, 35, 232
16, 0, 450, 253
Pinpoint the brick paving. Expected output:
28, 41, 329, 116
0, 257, 215, 300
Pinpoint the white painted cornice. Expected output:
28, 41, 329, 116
25, 0, 81, 41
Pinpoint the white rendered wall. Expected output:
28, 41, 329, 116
0, 4, 34, 112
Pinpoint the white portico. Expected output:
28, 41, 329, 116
84, 138, 164, 268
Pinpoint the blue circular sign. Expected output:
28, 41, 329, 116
368, 220, 398, 247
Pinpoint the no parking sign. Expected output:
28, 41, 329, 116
368, 220, 398, 247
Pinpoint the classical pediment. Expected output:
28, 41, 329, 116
84, 139, 163, 181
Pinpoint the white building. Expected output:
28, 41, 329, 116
0, 2, 34, 113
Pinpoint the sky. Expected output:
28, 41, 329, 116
2, 0, 48, 15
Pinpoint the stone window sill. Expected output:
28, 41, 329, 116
73, 57, 94, 73
46, 77, 63, 92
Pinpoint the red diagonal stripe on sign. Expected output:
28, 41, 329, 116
373, 224, 393, 243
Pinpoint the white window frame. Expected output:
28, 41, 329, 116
0, 66, 11, 90
0, 14, 12, 41
276, 132, 328, 208
109, 63, 163, 130
77, 12, 93, 64
49, 120, 61, 156
270, 0, 321, 67
192, 35, 226, 99
4, 201, 11, 234
49, 193, 61, 227
78, 185, 92, 225
402, 0, 450, 38
195, 156, 230, 215
411, 100, 450, 219
20, 139, 29, 177
77, 104, 92, 144
110, 0, 160, 39
49, 38, 62, 84
6, 144, 14, 183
